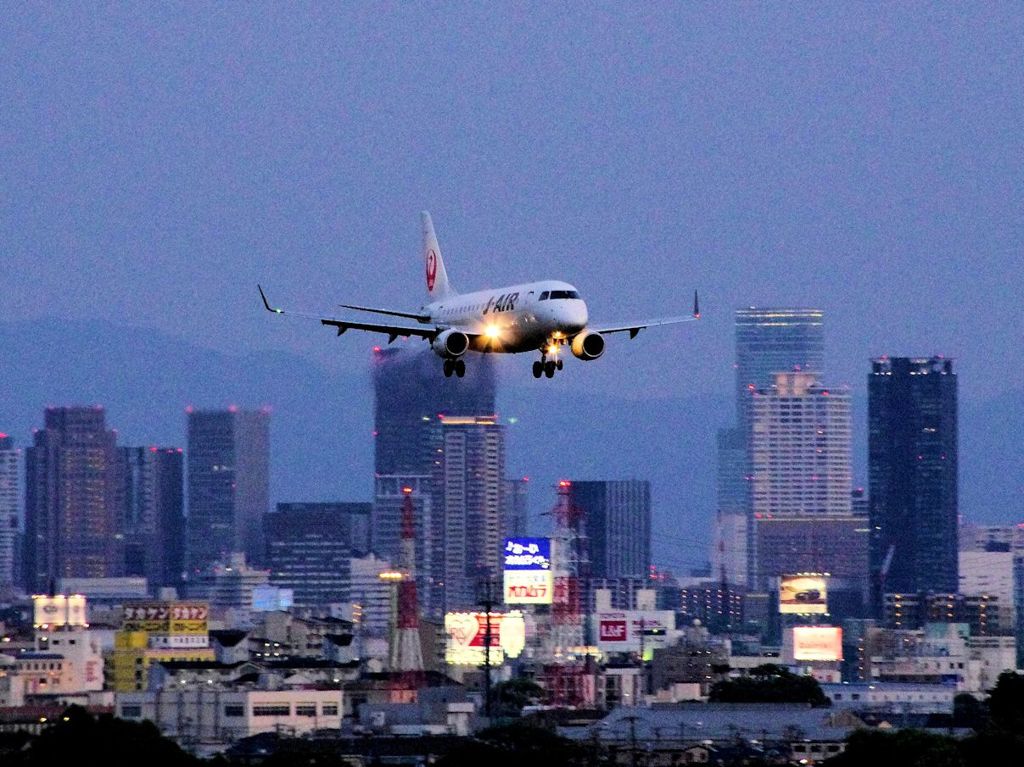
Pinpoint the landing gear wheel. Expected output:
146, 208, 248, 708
544, 361, 556, 378
443, 359, 454, 377
556, 359, 564, 371
455, 359, 466, 378
532, 361, 543, 378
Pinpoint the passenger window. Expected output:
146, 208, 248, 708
539, 292, 549, 301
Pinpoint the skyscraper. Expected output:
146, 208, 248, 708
265, 503, 371, 607
24, 407, 121, 590
734, 307, 825, 424
186, 408, 270, 575
372, 347, 496, 475
501, 477, 530, 539
371, 348, 501, 614
714, 308, 826, 587
748, 372, 864, 594
0, 434, 19, 592
869, 357, 958, 601
436, 415, 506, 611
119, 446, 184, 588
568, 480, 651, 580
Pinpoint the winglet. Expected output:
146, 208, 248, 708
693, 290, 701, 319
258, 285, 283, 314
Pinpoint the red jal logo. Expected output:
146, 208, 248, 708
426, 250, 437, 291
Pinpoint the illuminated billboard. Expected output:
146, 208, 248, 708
779, 574, 828, 614
33, 594, 88, 628
792, 626, 843, 662
122, 601, 209, 635
445, 611, 526, 666
503, 537, 554, 605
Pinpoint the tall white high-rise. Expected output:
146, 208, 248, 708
435, 415, 505, 611
749, 372, 858, 590
0, 434, 19, 591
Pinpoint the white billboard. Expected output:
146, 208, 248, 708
792, 626, 843, 662
33, 594, 88, 628
780, 574, 829, 615
595, 610, 675, 653
503, 538, 554, 605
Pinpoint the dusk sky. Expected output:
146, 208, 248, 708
2, 5, 1022, 554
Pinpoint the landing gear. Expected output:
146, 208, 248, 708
444, 359, 466, 378
544, 360, 556, 378
534, 348, 562, 380
532, 361, 543, 378
556, 359, 563, 371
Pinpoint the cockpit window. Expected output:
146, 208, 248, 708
539, 291, 550, 301
548, 290, 580, 300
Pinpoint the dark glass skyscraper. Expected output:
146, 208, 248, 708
119, 446, 184, 588
372, 347, 496, 475
266, 502, 371, 607
186, 408, 269, 574
869, 357, 958, 602
569, 480, 651, 580
25, 407, 121, 590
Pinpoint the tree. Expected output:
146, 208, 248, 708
434, 722, 590, 767
986, 671, 1024, 733
708, 664, 829, 706
952, 693, 988, 731
492, 677, 545, 717
827, 729, 964, 767
5, 706, 201, 767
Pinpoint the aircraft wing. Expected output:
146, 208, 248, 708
591, 291, 701, 339
259, 286, 441, 342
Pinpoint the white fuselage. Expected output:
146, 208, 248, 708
423, 280, 588, 354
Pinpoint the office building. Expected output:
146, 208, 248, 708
569, 480, 651, 580
0, 435, 19, 592
186, 408, 270, 574
24, 407, 121, 590
266, 502, 371, 607
119, 446, 184, 588
959, 549, 1015, 634
734, 307, 825, 426
372, 347, 495, 476
869, 357, 958, 601
714, 308, 825, 587
501, 477, 529, 539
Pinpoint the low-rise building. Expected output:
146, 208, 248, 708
116, 687, 342, 747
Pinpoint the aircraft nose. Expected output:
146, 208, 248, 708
568, 301, 588, 331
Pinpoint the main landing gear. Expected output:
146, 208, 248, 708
443, 358, 466, 378
532, 356, 563, 379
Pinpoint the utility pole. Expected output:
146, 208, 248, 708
478, 577, 498, 719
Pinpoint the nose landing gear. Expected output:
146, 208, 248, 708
443, 359, 466, 378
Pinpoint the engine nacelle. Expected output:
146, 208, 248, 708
431, 328, 470, 359
571, 330, 605, 361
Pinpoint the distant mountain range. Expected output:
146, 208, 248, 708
1, 320, 1020, 571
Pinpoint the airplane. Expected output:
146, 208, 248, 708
259, 212, 699, 379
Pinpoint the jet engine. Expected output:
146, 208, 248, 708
431, 328, 470, 358
571, 330, 605, 361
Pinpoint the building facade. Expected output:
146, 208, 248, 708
186, 408, 270, 574
569, 480, 651, 580
266, 502, 371, 608
119, 446, 184, 588
869, 357, 958, 603
0, 434, 19, 592
24, 407, 122, 590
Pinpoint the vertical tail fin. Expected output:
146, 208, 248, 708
422, 211, 455, 300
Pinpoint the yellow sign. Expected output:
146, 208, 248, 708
123, 601, 209, 635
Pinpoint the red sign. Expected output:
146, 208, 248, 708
599, 619, 628, 643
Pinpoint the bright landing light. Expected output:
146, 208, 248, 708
484, 325, 502, 340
